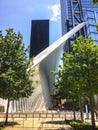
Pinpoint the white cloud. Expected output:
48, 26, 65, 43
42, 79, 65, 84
48, 4, 60, 21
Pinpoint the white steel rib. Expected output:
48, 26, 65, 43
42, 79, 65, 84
0, 22, 86, 113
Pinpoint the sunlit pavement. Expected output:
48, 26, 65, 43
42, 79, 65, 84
2, 118, 73, 130
2, 111, 98, 130
0, 112, 73, 130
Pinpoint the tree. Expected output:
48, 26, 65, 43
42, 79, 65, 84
72, 36, 98, 130
51, 53, 83, 121
0, 29, 34, 125
52, 36, 98, 130
93, 0, 98, 4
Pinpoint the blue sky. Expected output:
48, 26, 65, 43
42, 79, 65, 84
0, 0, 61, 48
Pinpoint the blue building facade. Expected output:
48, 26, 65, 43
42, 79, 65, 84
60, 0, 98, 52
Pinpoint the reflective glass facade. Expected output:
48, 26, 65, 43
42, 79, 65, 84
84, 10, 98, 43
60, 0, 98, 50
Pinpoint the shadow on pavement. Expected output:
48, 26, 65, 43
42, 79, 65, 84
44, 120, 66, 125
0, 121, 20, 127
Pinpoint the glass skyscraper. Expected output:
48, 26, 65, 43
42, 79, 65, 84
60, 0, 98, 52
60, 0, 98, 109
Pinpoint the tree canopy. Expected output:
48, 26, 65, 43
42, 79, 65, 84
52, 36, 98, 129
0, 28, 34, 124
52, 36, 98, 97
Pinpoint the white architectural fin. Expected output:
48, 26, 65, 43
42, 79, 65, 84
33, 22, 86, 67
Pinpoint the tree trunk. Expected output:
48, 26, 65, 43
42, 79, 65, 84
73, 109, 76, 121
72, 99, 76, 121
79, 97, 84, 122
89, 95, 96, 130
4, 98, 10, 126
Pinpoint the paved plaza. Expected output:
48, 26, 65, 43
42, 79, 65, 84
1, 111, 98, 130
0, 112, 73, 130
3, 119, 73, 130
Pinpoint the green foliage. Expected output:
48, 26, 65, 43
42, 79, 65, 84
96, 24, 98, 31
52, 36, 98, 99
0, 28, 34, 100
52, 36, 98, 129
93, 0, 98, 4
0, 28, 35, 125
0, 127, 5, 130
69, 120, 98, 130
72, 36, 98, 95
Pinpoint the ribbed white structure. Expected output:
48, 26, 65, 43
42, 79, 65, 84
0, 22, 86, 113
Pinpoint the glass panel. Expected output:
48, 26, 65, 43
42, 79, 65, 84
89, 25, 97, 32
88, 19, 96, 25
91, 33, 98, 40
87, 11, 95, 18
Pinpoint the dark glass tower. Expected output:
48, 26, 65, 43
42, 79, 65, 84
30, 20, 49, 58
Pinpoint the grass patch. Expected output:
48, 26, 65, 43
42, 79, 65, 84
66, 120, 98, 130
0, 127, 4, 130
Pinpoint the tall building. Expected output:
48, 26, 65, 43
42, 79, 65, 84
60, 0, 98, 109
60, 0, 98, 52
30, 20, 49, 57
